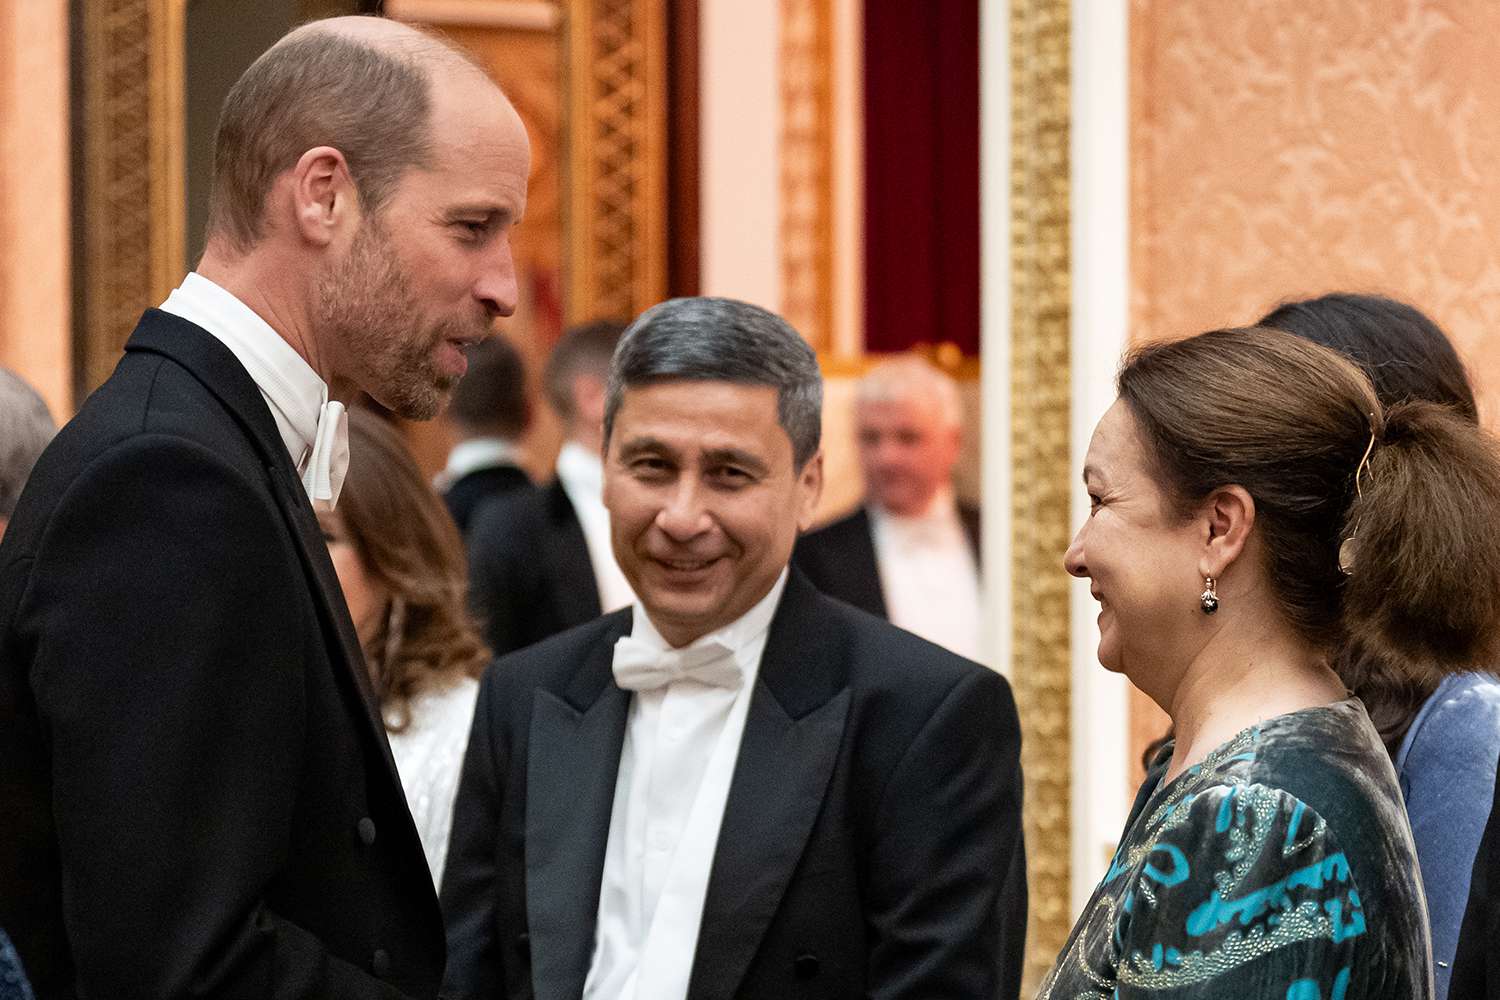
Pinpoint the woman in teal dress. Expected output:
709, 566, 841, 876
1041, 327, 1500, 998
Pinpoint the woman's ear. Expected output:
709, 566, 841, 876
1198, 484, 1255, 580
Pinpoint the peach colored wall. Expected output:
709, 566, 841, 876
0, 1, 71, 420
1131, 0, 1500, 427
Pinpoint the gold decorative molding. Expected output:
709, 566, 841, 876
565, 0, 668, 322
778, 0, 835, 352
78, 0, 186, 398
1010, 0, 1073, 990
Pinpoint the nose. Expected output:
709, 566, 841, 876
655, 475, 713, 542
475, 237, 519, 318
1063, 524, 1088, 578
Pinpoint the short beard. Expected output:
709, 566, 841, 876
317, 217, 458, 420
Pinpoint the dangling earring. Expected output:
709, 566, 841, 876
1199, 576, 1219, 615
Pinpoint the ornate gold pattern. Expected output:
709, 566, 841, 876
778, 0, 834, 351
78, 0, 185, 398
566, 0, 667, 322
1010, 0, 1073, 989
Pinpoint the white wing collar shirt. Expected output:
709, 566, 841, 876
583, 569, 790, 1000
869, 485, 983, 660
556, 439, 637, 611
433, 436, 523, 493
159, 272, 349, 510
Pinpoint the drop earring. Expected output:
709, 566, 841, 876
1200, 576, 1219, 615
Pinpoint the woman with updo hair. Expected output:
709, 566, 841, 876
1040, 326, 1500, 998
1258, 293, 1500, 1000
317, 408, 490, 887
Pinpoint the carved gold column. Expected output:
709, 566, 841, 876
778, 0, 834, 352
77, 0, 185, 398
1010, 0, 1072, 989
566, 0, 668, 322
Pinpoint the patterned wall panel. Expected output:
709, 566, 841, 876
779, 0, 834, 352
1131, 0, 1500, 426
1011, 0, 1073, 988
566, 0, 668, 322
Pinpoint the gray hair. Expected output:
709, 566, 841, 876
0, 369, 55, 517
604, 297, 823, 468
856, 353, 962, 428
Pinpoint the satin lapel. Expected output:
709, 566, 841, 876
526, 627, 630, 1000
688, 572, 852, 1000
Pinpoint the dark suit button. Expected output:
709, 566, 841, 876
793, 953, 819, 979
372, 948, 391, 977
357, 817, 376, 846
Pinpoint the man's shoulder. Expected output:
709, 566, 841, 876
800, 506, 871, 546
470, 480, 574, 543
479, 608, 631, 693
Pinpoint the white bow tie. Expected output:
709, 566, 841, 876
300, 399, 349, 512
611, 634, 741, 692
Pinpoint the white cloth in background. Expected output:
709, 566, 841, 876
385, 675, 481, 888
159, 272, 348, 509
582, 571, 789, 1000
556, 440, 636, 611
433, 437, 525, 492
870, 488, 983, 660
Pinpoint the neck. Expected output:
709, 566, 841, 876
197, 244, 347, 401
1161, 615, 1344, 783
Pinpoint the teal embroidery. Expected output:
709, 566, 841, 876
1185, 853, 1356, 937
1144, 844, 1190, 887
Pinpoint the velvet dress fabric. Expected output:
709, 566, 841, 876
1039, 698, 1431, 999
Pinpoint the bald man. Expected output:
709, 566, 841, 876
0, 18, 528, 998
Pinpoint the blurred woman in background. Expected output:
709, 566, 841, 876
319, 408, 490, 886
1043, 326, 1500, 997
1259, 293, 1500, 1000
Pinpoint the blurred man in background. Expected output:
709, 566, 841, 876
794, 354, 981, 659
439, 336, 532, 534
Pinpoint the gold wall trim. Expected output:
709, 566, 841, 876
778, 0, 835, 352
565, 0, 668, 322
1010, 0, 1073, 990
78, 0, 185, 399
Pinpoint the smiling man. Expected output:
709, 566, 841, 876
441, 297, 1026, 1000
0, 16, 527, 999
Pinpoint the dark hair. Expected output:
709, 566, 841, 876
1120, 326, 1500, 679
1259, 293, 1478, 422
543, 319, 628, 426
338, 409, 489, 732
0, 368, 54, 518
208, 26, 436, 252
1258, 294, 1483, 749
603, 297, 823, 468
447, 337, 529, 438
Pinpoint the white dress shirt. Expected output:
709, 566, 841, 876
433, 437, 524, 492
583, 570, 789, 1000
158, 272, 348, 509
555, 440, 636, 612
869, 488, 983, 660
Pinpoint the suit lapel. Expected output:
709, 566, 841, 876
688, 572, 851, 1000
124, 311, 401, 780
526, 614, 632, 1000
851, 507, 889, 617
959, 501, 983, 566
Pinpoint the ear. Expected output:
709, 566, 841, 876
288, 145, 358, 247
796, 451, 825, 532
573, 373, 607, 426
1197, 484, 1255, 580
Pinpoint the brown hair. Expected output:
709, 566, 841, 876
338, 409, 489, 731
1119, 326, 1500, 681
207, 27, 437, 252
1259, 294, 1484, 749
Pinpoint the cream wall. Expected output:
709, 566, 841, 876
0, 1, 71, 420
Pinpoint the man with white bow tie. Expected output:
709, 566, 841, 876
441, 297, 1027, 1000
794, 354, 983, 660
0, 16, 529, 1000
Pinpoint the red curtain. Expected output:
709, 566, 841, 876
862, 0, 980, 356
